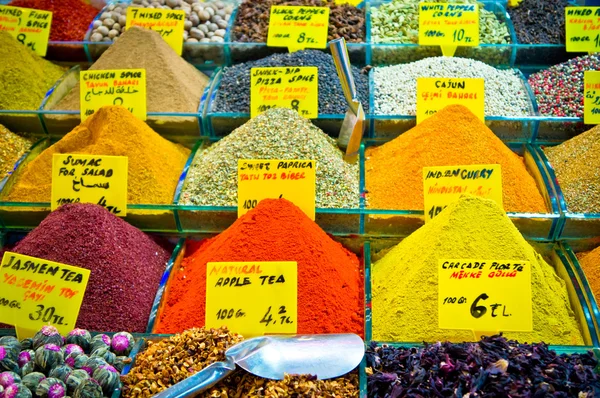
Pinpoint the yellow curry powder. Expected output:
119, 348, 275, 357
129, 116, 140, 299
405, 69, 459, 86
365, 105, 548, 213
372, 195, 584, 345
5, 106, 190, 204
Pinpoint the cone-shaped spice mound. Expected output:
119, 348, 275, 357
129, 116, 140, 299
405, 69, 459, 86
53, 27, 209, 113
155, 198, 364, 335
372, 195, 584, 345
544, 124, 600, 213
9, 203, 170, 332
5, 106, 189, 204
365, 105, 547, 213
0, 31, 65, 110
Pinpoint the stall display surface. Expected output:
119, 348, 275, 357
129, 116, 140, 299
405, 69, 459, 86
3, 1, 600, 397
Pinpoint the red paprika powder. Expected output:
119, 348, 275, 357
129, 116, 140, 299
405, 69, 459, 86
9, 0, 98, 41
154, 198, 364, 336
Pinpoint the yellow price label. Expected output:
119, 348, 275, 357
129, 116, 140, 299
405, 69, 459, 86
417, 78, 484, 124
419, 3, 479, 57
205, 261, 297, 337
584, 71, 600, 124
126, 7, 185, 55
423, 164, 502, 222
267, 6, 329, 52
250, 66, 318, 119
334, 0, 362, 5
565, 7, 600, 53
438, 259, 532, 332
238, 159, 316, 220
80, 69, 147, 122
51, 154, 128, 216
0, 6, 52, 56
0, 252, 90, 338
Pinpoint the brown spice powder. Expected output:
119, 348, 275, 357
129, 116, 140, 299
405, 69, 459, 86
544, 124, 600, 214
53, 27, 210, 114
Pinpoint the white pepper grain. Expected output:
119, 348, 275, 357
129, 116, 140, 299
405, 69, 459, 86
373, 57, 531, 117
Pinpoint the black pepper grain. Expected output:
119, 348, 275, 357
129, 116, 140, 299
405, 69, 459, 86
213, 50, 369, 115
232, 0, 365, 43
508, 0, 568, 44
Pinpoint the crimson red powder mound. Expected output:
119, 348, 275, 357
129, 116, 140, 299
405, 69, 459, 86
8, 203, 170, 332
154, 198, 364, 336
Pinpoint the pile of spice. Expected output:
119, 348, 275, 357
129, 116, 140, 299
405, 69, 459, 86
578, 246, 600, 306
9, 0, 99, 41
212, 50, 369, 115
0, 326, 134, 397
89, 0, 233, 43
508, 0, 568, 44
203, 372, 359, 397
529, 54, 600, 117
372, 57, 530, 116
4, 106, 189, 204
53, 27, 210, 114
8, 203, 170, 332
231, 0, 365, 43
0, 124, 32, 180
154, 198, 363, 335
122, 327, 243, 397
367, 335, 600, 397
365, 105, 547, 213
180, 108, 359, 208
370, 0, 510, 44
0, 32, 65, 110
544, 125, 600, 214
371, 195, 584, 345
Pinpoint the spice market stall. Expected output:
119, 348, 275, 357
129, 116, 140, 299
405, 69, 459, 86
2, 0, 600, 397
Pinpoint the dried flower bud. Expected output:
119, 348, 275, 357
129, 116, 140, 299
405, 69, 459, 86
17, 351, 34, 369
66, 331, 91, 353
110, 333, 134, 356
73, 379, 103, 398
0, 347, 19, 373
89, 336, 110, 354
36, 377, 66, 398
93, 365, 121, 396
0, 371, 21, 388
33, 327, 63, 351
49, 365, 72, 383
65, 370, 89, 395
21, 372, 46, 392
3, 383, 33, 398
34, 345, 64, 374
0, 338, 21, 361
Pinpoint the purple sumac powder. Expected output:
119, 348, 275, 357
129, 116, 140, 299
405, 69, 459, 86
11, 204, 170, 332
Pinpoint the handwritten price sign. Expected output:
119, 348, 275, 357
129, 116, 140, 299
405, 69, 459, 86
267, 6, 329, 52
417, 78, 484, 124
584, 71, 600, 124
51, 154, 128, 216
423, 164, 502, 222
0, 6, 52, 56
565, 7, 600, 53
418, 3, 479, 57
205, 262, 297, 337
126, 7, 185, 55
250, 66, 318, 119
79, 69, 147, 122
438, 259, 532, 332
0, 252, 90, 338
238, 159, 316, 220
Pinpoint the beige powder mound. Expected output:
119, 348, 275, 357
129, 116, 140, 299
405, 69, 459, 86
53, 27, 209, 113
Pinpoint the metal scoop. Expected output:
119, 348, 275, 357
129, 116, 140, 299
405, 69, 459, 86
153, 334, 364, 398
330, 38, 365, 163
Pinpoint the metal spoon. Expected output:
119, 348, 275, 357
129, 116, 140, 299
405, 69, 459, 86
153, 333, 364, 398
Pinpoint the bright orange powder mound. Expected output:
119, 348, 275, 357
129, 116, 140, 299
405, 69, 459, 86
154, 198, 364, 336
365, 105, 548, 213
